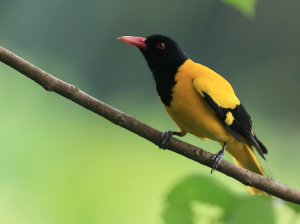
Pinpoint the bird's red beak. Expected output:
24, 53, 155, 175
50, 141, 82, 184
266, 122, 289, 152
118, 36, 147, 50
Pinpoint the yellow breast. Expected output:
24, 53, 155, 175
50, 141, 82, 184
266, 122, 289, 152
162, 59, 235, 143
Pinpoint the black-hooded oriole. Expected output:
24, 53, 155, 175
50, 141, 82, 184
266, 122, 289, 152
118, 34, 270, 196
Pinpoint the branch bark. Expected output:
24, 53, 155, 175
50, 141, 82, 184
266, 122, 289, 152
0, 45, 299, 204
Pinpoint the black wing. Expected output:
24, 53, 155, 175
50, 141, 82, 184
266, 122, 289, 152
201, 92, 268, 160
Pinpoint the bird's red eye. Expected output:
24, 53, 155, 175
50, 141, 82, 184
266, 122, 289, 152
157, 42, 165, 50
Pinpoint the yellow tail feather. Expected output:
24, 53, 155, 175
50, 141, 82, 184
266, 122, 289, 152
226, 142, 273, 197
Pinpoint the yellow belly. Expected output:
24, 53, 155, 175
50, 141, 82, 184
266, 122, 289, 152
163, 76, 235, 144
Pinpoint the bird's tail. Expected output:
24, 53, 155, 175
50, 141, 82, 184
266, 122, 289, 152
226, 142, 273, 197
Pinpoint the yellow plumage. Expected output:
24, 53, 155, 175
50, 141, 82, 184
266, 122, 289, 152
118, 34, 270, 196
163, 59, 269, 196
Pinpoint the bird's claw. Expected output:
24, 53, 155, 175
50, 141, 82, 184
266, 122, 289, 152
211, 144, 226, 174
160, 130, 173, 149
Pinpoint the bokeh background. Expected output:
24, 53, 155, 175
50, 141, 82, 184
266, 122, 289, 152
1, 0, 300, 223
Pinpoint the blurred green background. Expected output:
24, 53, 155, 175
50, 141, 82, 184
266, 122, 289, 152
1, 0, 300, 223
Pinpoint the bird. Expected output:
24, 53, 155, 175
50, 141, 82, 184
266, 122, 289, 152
118, 34, 270, 196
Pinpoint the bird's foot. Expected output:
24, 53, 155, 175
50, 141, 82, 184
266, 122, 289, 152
211, 143, 227, 173
160, 131, 182, 150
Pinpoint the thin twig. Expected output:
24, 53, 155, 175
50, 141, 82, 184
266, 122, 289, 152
0, 45, 299, 204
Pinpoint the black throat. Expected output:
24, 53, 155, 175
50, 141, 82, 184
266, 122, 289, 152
150, 59, 187, 106
137, 34, 188, 107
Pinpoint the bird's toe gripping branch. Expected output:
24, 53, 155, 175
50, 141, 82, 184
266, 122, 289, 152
160, 130, 183, 149
211, 142, 227, 173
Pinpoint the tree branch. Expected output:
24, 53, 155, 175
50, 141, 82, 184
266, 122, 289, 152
0, 45, 299, 204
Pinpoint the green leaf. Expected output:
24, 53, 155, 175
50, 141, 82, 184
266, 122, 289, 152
162, 175, 275, 224
221, 0, 257, 18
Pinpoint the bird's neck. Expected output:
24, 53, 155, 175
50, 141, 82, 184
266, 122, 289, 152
151, 59, 188, 107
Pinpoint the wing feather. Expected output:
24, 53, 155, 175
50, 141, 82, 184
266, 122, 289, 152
193, 78, 267, 159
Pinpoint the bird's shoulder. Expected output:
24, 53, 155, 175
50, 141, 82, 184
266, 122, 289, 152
178, 60, 240, 109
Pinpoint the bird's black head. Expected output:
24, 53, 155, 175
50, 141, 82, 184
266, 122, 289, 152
118, 34, 188, 75
141, 34, 188, 74
118, 34, 188, 106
